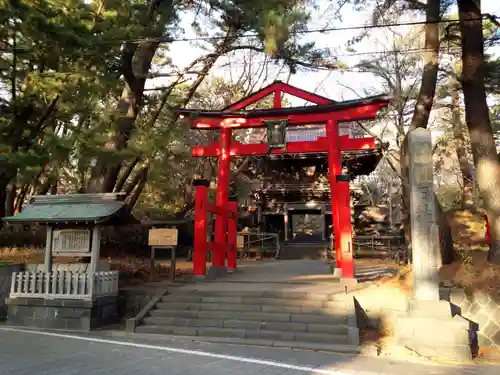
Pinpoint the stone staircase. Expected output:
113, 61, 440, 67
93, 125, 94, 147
134, 289, 360, 354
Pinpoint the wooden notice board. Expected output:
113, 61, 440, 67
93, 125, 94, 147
148, 228, 178, 247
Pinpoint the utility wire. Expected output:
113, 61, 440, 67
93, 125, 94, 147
107, 14, 498, 45
1, 14, 497, 52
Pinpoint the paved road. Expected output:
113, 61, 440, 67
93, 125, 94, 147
0, 328, 498, 375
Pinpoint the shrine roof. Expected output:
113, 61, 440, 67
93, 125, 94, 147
3, 193, 137, 226
175, 94, 391, 119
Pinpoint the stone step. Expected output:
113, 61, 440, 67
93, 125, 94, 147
161, 294, 349, 306
143, 316, 349, 334
155, 301, 349, 315
168, 290, 344, 301
133, 326, 361, 354
136, 324, 350, 345
149, 308, 348, 325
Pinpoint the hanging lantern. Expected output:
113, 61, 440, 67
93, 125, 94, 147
264, 119, 288, 153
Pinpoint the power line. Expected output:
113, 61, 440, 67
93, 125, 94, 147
1, 14, 497, 52
207, 47, 463, 68
97, 15, 496, 46
327, 46, 463, 58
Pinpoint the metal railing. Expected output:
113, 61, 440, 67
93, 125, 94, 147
338, 122, 367, 138
323, 235, 406, 264
9, 271, 119, 300
284, 124, 368, 142
237, 232, 281, 259
352, 235, 407, 264
261, 182, 330, 192
286, 128, 326, 142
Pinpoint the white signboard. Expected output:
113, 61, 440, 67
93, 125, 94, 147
52, 229, 91, 255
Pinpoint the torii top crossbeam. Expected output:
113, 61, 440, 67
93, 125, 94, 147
178, 94, 390, 129
175, 81, 390, 158
177, 81, 390, 129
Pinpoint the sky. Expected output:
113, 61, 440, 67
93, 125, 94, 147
148, 0, 500, 107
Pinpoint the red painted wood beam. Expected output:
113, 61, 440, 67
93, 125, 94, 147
192, 136, 376, 157
207, 203, 238, 220
274, 82, 333, 105
225, 84, 278, 111
274, 88, 282, 108
222, 81, 334, 111
192, 103, 386, 129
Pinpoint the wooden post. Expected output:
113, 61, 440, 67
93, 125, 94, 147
90, 226, 101, 274
89, 226, 101, 298
169, 247, 176, 281
44, 226, 53, 273
150, 245, 156, 281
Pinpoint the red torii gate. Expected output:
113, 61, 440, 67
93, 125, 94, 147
176, 81, 391, 279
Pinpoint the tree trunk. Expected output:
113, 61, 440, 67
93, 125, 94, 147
14, 184, 30, 213
0, 179, 7, 221
114, 157, 140, 193
88, 31, 239, 194
0, 172, 15, 224
458, 0, 500, 264
87, 41, 159, 193
121, 35, 239, 211
450, 79, 475, 207
126, 167, 149, 211
434, 193, 455, 264
400, 0, 441, 255
5, 183, 16, 217
88, 2, 178, 193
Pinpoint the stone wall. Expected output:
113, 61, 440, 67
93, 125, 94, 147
352, 285, 500, 349
440, 287, 500, 348
7, 296, 118, 330
0, 264, 22, 321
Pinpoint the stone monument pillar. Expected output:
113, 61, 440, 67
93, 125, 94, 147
395, 128, 475, 361
408, 128, 440, 301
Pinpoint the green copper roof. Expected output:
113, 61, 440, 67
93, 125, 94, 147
3, 193, 130, 225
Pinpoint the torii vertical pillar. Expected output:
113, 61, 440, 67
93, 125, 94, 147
213, 125, 232, 268
336, 174, 355, 278
227, 201, 238, 271
326, 119, 343, 271
193, 179, 210, 276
